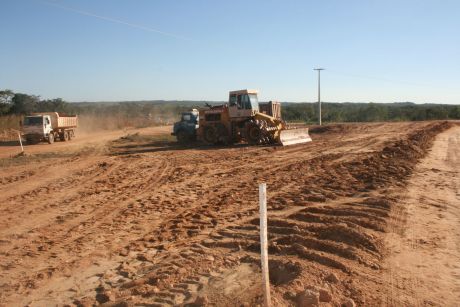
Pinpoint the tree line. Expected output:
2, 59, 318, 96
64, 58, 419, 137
282, 101, 460, 123
1, 89, 459, 124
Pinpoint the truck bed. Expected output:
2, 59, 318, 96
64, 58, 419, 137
32, 112, 78, 129
56, 116, 78, 129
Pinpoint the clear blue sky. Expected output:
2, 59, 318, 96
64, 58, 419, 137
1, 0, 459, 103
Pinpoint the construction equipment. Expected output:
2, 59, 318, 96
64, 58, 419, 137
171, 109, 199, 142
23, 112, 78, 144
194, 89, 311, 146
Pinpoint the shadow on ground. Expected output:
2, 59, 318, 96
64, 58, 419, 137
110, 139, 258, 155
0, 141, 21, 147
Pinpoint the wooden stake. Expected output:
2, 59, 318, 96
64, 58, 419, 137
259, 183, 271, 307
18, 131, 24, 153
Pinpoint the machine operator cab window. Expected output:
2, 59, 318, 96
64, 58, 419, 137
228, 90, 260, 118
229, 93, 259, 110
239, 94, 252, 109
229, 94, 238, 107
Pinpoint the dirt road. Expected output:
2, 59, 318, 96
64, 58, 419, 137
0, 121, 457, 306
384, 126, 460, 306
0, 126, 172, 159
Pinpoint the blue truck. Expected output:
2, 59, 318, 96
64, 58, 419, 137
171, 109, 199, 142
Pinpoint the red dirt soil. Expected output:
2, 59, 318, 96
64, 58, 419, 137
0, 121, 458, 306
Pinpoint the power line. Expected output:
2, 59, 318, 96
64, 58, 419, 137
36, 0, 192, 41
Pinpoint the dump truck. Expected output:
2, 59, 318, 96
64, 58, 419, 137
172, 90, 311, 146
23, 112, 78, 144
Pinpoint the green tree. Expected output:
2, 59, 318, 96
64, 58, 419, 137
37, 98, 70, 113
10, 93, 40, 114
0, 89, 14, 115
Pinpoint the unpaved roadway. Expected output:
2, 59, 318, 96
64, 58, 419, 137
384, 126, 460, 306
0, 126, 172, 159
0, 122, 458, 306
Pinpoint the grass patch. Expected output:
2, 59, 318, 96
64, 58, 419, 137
0, 115, 21, 131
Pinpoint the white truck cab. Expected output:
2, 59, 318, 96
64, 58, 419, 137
23, 115, 53, 143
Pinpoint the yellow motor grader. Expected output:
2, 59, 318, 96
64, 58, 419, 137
194, 89, 312, 146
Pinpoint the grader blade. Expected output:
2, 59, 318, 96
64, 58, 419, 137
279, 128, 312, 146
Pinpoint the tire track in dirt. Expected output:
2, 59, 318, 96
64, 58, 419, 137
383, 126, 460, 307
0, 154, 175, 304
78, 122, 453, 306
0, 122, 453, 306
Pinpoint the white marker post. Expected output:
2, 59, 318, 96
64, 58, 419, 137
259, 183, 271, 307
17, 131, 24, 154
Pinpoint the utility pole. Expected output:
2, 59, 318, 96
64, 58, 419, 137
314, 68, 325, 125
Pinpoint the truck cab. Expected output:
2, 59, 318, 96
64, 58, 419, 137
23, 115, 53, 144
172, 109, 199, 142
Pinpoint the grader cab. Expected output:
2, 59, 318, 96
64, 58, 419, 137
196, 90, 311, 146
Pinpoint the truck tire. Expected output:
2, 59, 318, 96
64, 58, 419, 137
62, 131, 69, 141
48, 133, 54, 144
176, 130, 189, 143
59, 132, 66, 141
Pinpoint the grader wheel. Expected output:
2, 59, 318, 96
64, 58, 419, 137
244, 120, 261, 144
203, 126, 218, 144
215, 123, 231, 145
244, 119, 276, 145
